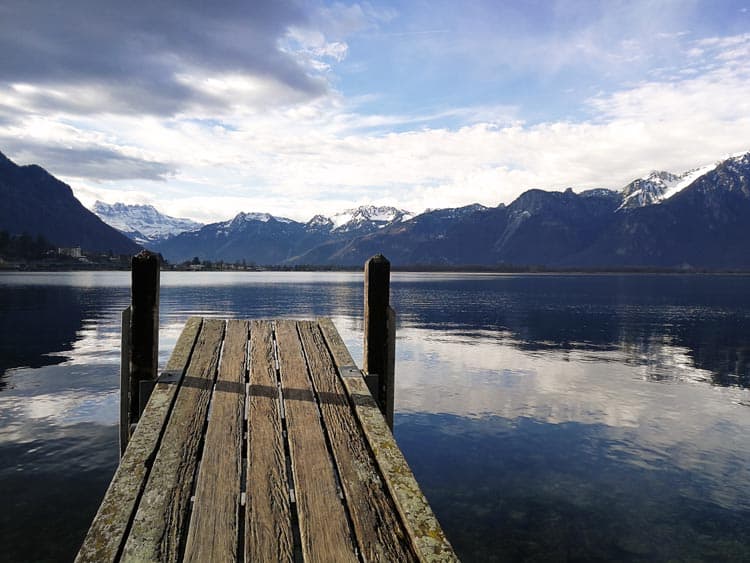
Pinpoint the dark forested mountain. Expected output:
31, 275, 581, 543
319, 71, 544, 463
0, 151, 140, 254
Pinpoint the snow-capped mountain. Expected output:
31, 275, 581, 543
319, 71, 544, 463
421, 203, 488, 218
618, 171, 681, 210
149, 151, 750, 269
329, 205, 413, 234
617, 163, 719, 211
223, 211, 294, 230
153, 209, 326, 263
306, 214, 335, 231
93, 201, 203, 245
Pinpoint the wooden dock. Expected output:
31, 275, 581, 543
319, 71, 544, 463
76, 257, 456, 562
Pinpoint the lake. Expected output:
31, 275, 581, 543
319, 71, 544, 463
1, 271, 749, 562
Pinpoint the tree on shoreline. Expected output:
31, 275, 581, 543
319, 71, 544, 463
0, 231, 54, 260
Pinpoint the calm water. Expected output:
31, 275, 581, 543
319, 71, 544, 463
1, 271, 750, 562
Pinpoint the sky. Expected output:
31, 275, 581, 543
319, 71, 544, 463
1, 0, 749, 224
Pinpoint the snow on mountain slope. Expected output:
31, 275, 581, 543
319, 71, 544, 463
617, 171, 682, 210
329, 205, 413, 233
209, 211, 299, 237
92, 201, 203, 244
661, 163, 719, 200
617, 161, 723, 211
227, 211, 294, 226
419, 203, 488, 218
306, 214, 335, 230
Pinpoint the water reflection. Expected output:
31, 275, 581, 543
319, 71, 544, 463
393, 274, 750, 388
399, 414, 750, 561
0, 286, 85, 385
160, 280, 361, 323
0, 275, 129, 561
393, 325, 750, 498
1, 271, 750, 562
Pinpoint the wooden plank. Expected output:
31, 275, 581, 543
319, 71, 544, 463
297, 320, 416, 562
76, 317, 203, 563
121, 319, 225, 563
275, 320, 358, 563
183, 320, 248, 562
245, 320, 293, 562
318, 318, 457, 562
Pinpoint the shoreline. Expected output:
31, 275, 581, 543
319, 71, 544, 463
3, 263, 750, 275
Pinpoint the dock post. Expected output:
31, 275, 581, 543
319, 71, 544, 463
119, 306, 131, 457
364, 254, 396, 429
128, 250, 160, 432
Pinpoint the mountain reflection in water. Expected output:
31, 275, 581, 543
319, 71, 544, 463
0, 271, 749, 561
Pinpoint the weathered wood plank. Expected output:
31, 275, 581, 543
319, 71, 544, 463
318, 318, 457, 562
121, 319, 225, 563
275, 320, 358, 563
245, 320, 293, 563
75, 317, 203, 563
298, 320, 416, 562
184, 320, 248, 563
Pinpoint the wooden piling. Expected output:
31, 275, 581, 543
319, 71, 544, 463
385, 304, 396, 429
364, 254, 396, 428
128, 250, 160, 427
119, 306, 131, 457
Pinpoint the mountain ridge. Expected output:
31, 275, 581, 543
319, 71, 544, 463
147, 152, 750, 268
3, 148, 749, 269
0, 151, 140, 254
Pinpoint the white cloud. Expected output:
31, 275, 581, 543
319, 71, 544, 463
315, 2, 398, 38
284, 27, 349, 62
1, 31, 749, 223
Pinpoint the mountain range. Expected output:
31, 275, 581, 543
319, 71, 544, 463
2, 148, 749, 269
148, 205, 415, 264
133, 152, 748, 269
